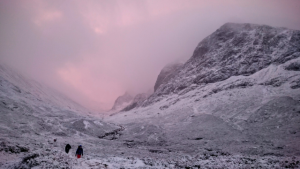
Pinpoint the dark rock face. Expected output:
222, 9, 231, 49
0, 141, 29, 154
98, 125, 124, 140
285, 61, 300, 71
111, 92, 133, 110
290, 79, 300, 89
154, 63, 183, 92
144, 23, 300, 106
18, 154, 40, 168
122, 102, 138, 112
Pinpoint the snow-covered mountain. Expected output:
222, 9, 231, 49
0, 64, 121, 168
154, 63, 183, 92
144, 23, 300, 106
104, 23, 300, 168
0, 64, 89, 115
121, 93, 149, 112
109, 62, 183, 115
108, 92, 150, 117
1, 22, 300, 168
111, 92, 134, 111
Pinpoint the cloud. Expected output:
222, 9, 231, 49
33, 10, 62, 26
77, 0, 147, 34
57, 58, 124, 110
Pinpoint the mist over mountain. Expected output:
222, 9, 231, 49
111, 92, 134, 111
0, 64, 89, 115
1, 22, 300, 168
107, 92, 151, 116
105, 23, 300, 168
120, 93, 150, 112
143, 23, 300, 107
154, 63, 183, 92
0, 64, 121, 168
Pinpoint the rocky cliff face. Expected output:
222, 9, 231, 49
154, 63, 183, 92
111, 92, 133, 111
144, 23, 300, 106
105, 23, 300, 160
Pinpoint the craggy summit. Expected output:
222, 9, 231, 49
144, 23, 300, 106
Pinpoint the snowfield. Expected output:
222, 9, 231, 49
1, 23, 300, 168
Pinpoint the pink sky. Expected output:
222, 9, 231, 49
0, 0, 300, 112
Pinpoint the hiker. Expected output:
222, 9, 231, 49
53, 139, 58, 147
65, 144, 71, 154
75, 145, 83, 158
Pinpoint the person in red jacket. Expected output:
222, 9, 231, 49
75, 145, 83, 158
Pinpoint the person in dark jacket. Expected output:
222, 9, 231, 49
65, 144, 71, 154
75, 145, 83, 158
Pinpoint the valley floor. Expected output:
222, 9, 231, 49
0, 136, 299, 169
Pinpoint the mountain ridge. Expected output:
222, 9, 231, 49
105, 23, 300, 160
142, 22, 300, 107
1, 22, 300, 168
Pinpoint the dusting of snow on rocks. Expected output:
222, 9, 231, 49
1, 22, 300, 168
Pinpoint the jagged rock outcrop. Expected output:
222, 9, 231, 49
143, 23, 300, 106
285, 60, 300, 71
111, 92, 133, 111
154, 63, 183, 92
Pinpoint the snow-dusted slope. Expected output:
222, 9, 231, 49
154, 63, 183, 92
0, 64, 121, 168
144, 23, 300, 106
111, 92, 133, 111
121, 93, 149, 112
2, 22, 300, 168
0, 64, 89, 115
104, 23, 300, 167
106, 58, 300, 151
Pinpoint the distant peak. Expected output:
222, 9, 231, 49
219, 22, 253, 31
219, 22, 278, 32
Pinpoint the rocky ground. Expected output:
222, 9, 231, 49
1, 137, 299, 168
